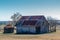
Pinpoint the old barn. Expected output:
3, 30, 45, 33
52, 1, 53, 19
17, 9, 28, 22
15, 15, 50, 34
3, 24, 14, 33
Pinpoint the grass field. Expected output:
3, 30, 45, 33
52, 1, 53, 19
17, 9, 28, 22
0, 25, 60, 40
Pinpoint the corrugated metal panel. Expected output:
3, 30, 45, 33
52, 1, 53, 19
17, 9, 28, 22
19, 16, 45, 20
16, 26, 36, 33
30, 16, 44, 19
22, 20, 37, 25
20, 16, 30, 20
4, 27, 14, 33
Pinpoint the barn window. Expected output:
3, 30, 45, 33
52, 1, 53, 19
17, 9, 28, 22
22, 20, 37, 25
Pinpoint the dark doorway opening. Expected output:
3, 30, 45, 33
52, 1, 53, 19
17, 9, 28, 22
36, 26, 40, 33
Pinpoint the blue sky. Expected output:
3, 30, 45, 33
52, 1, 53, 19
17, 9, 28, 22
0, 0, 60, 21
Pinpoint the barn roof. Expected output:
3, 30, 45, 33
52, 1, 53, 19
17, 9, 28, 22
22, 20, 37, 25
20, 15, 45, 20
20, 16, 30, 20
15, 15, 46, 26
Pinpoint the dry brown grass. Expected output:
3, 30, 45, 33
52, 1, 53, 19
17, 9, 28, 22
0, 25, 60, 40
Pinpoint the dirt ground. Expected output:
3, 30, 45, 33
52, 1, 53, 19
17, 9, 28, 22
0, 25, 60, 40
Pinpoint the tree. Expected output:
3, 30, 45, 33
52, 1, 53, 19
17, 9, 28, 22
47, 16, 56, 32
11, 12, 22, 26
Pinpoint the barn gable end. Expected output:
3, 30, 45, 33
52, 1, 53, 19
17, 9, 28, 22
15, 15, 49, 34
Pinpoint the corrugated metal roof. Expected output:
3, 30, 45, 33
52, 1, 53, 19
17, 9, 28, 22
20, 16, 30, 20
20, 15, 45, 20
4, 24, 13, 28
30, 16, 44, 19
22, 20, 37, 25
15, 15, 46, 26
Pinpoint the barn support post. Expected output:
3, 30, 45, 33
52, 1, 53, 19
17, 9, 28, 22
50, 26, 51, 32
54, 25, 56, 32
49, 24, 52, 32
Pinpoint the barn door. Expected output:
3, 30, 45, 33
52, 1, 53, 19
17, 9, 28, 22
36, 26, 40, 33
